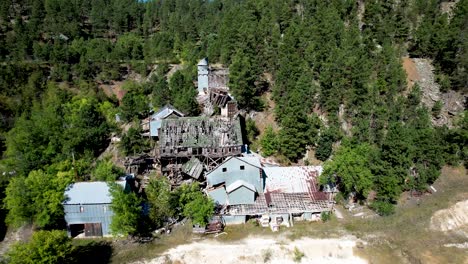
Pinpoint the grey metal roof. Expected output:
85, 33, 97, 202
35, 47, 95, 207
64, 181, 126, 205
151, 105, 184, 121
149, 105, 184, 137
226, 180, 256, 193
182, 157, 204, 179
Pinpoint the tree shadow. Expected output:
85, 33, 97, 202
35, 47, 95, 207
0, 180, 8, 242
73, 241, 113, 264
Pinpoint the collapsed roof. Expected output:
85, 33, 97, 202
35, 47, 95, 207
159, 117, 243, 149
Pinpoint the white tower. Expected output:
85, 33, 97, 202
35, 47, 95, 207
197, 58, 209, 95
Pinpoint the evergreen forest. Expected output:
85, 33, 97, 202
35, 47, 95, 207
0, 0, 467, 261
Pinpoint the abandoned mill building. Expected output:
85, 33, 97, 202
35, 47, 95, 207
155, 116, 244, 185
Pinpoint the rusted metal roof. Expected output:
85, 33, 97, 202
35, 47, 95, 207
227, 192, 331, 215
263, 166, 323, 194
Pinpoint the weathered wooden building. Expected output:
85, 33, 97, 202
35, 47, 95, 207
156, 116, 244, 183
206, 156, 334, 225
63, 181, 127, 237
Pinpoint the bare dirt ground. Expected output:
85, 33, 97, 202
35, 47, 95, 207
252, 92, 279, 135
401, 57, 466, 127
402, 57, 420, 91
100, 81, 127, 103
431, 200, 468, 232
133, 236, 367, 264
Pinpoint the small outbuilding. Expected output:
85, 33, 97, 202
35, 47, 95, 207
226, 180, 256, 205
63, 181, 126, 237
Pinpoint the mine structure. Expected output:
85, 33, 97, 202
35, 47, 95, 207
155, 116, 244, 185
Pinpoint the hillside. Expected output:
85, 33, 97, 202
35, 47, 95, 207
0, 0, 467, 263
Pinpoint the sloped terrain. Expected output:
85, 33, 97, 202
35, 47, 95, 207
134, 236, 367, 264
430, 200, 468, 233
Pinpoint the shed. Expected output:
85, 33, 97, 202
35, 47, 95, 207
63, 181, 126, 237
226, 180, 256, 205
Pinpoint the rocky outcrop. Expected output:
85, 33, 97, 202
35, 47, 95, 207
430, 200, 468, 233
403, 58, 466, 127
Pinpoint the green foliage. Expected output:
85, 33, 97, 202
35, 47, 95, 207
182, 192, 214, 226
0, 0, 467, 227
370, 201, 395, 216
62, 96, 110, 155
92, 159, 124, 181
3, 84, 109, 175
245, 118, 259, 145
321, 211, 332, 222
109, 182, 142, 236
432, 101, 443, 117
120, 81, 149, 121
6, 230, 74, 264
292, 246, 305, 262
113, 33, 144, 61
228, 51, 260, 110
260, 126, 278, 157
321, 144, 375, 199
169, 70, 199, 116
315, 129, 336, 162
119, 125, 149, 156
145, 176, 174, 227
172, 183, 214, 226
4, 169, 72, 228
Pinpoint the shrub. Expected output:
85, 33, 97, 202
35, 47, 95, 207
321, 211, 332, 222
262, 248, 272, 263
6, 230, 74, 264
292, 247, 305, 262
371, 201, 395, 216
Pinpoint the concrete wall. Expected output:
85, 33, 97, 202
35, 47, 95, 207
270, 213, 290, 227
222, 215, 246, 225
64, 204, 113, 236
207, 158, 263, 193
228, 186, 255, 205
303, 212, 322, 221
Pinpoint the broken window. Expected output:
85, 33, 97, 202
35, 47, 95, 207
222, 168, 227, 172
240, 165, 245, 170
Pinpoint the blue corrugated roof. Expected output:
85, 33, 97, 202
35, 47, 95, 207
64, 181, 126, 205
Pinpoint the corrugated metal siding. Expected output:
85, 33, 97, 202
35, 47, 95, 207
207, 158, 263, 193
228, 186, 255, 205
198, 65, 209, 93
208, 188, 227, 205
222, 215, 246, 225
64, 204, 113, 236
149, 120, 162, 137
